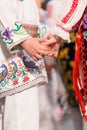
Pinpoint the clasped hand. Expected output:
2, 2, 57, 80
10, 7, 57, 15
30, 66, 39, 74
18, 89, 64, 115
21, 34, 62, 60
43, 34, 63, 58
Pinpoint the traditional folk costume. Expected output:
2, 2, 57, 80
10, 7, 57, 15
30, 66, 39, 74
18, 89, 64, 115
48, 0, 87, 121
46, 1, 84, 130
0, 0, 44, 130
73, 7, 87, 121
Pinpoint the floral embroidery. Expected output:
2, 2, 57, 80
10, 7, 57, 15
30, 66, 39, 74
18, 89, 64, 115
2, 27, 13, 41
83, 31, 87, 41
0, 55, 42, 88
0, 23, 48, 98
0, 53, 48, 99
1, 21, 29, 51
23, 76, 29, 82
0, 64, 8, 83
38, 24, 49, 38
14, 22, 28, 35
13, 79, 18, 85
2, 27, 13, 44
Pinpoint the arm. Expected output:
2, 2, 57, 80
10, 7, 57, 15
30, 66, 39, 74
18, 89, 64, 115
44, 0, 86, 58
50, 0, 87, 42
0, 21, 30, 53
0, 1, 51, 60
0, 2, 30, 53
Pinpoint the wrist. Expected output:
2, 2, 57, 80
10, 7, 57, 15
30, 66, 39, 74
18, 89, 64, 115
21, 36, 32, 47
53, 35, 64, 43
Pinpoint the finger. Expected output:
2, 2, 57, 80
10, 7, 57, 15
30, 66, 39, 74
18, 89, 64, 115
53, 53, 58, 58
33, 53, 43, 60
38, 45, 52, 53
38, 48, 51, 55
32, 54, 43, 61
52, 49, 59, 58
47, 52, 54, 57
47, 33, 53, 39
40, 51, 50, 56
51, 52, 57, 58
39, 38, 48, 43
44, 37, 57, 45
32, 56, 38, 61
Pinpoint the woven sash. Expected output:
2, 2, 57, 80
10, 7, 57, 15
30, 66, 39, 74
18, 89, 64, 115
73, 7, 87, 121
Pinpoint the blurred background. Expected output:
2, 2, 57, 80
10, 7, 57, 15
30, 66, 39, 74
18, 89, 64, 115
36, 0, 87, 130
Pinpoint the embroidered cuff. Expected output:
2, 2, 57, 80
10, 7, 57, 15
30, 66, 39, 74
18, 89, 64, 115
50, 26, 70, 43
1, 21, 30, 53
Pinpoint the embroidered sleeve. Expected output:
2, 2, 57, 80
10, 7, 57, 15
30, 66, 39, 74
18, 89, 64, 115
0, 21, 30, 53
50, 0, 86, 42
0, 1, 31, 53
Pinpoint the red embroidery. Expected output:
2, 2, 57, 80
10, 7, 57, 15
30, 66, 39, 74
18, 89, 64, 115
61, 0, 78, 23
57, 24, 69, 32
13, 79, 18, 85
23, 76, 29, 82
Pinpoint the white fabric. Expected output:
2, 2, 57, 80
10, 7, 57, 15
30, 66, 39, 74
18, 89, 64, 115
46, 0, 87, 42
0, 0, 39, 53
0, 87, 39, 130
0, 1, 39, 130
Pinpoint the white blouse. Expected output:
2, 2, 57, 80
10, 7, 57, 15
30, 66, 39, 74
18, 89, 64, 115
49, 0, 87, 42
0, 0, 39, 59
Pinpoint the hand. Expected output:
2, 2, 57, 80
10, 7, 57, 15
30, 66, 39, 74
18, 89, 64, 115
47, 33, 63, 44
44, 34, 63, 58
50, 43, 60, 58
21, 37, 51, 60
